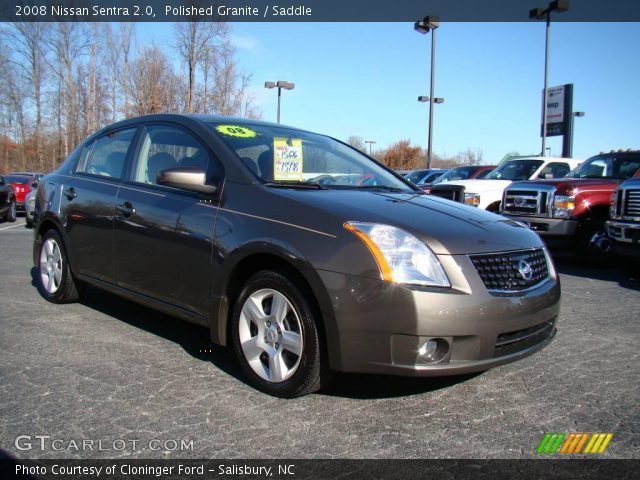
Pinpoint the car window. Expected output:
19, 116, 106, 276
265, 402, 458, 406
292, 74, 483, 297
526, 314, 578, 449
485, 160, 544, 180
4, 175, 31, 184
405, 170, 429, 184
476, 168, 493, 179
76, 129, 136, 179
132, 125, 214, 186
568, 154, 640, 179
537, 162, 570, 179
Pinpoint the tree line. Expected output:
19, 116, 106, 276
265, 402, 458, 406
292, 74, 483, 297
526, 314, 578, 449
346, 136, 486, 170
0, 21, 258, 175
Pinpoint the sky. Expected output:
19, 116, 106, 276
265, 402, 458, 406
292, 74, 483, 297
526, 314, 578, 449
138, 22, 640, 163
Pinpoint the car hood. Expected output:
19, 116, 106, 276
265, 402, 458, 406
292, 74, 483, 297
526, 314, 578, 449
270, 188, 543, 255
438, 179, 513, 193
508, 178, 622, 195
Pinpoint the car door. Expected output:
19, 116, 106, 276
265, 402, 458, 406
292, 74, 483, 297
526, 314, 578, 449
113, 123, 222, 319
62, 127, 138, 283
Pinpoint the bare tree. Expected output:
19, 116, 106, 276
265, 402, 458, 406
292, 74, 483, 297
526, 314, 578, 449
119, 23, 135, 118
174, 20, 228, 113
46, 23, 89, 155
346, 136, 366, 152
8, 22, 50, 171
130, 46, 178, 116
210, 41, 256, 117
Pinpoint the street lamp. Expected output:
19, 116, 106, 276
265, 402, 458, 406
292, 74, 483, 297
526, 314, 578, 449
265, 80, 295, 123
569, 111, 585, 157
414, 15, 440, 169
529, 0, 570, 156
364, 140, 377, 156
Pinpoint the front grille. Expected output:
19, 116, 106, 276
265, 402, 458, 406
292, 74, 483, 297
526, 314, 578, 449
469, 248, 549, 293
502, 189, 548, 215
430, 185, 465, 203
623, 189, 640, 217
494, 318, 556, 358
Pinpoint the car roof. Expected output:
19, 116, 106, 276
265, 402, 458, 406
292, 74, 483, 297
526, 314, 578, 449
90, 113, 311, 140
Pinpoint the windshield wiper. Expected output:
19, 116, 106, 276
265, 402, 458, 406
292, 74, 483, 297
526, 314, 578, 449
346, 185, 409, 193
264, 181, 328, 190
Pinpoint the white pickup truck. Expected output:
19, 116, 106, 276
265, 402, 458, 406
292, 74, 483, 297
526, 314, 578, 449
429, 156, 583, 211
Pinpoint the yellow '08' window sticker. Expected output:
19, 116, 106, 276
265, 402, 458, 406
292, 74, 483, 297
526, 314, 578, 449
273, 138, 303, 181
215, 125, 257, 138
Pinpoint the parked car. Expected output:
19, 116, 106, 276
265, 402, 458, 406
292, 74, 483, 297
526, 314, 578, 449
404, 168, 448, 186
4, 173, 38, 212
422, 165, 496, 193
33, 114, 560, 397
0, 175, 17, 223
25, 180, 40, 228
430, 157, 582, 211
606, 176, 640, 259
500, 150, 640, 257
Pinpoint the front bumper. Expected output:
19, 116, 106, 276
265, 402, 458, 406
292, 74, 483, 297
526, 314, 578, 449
606, 221, 640, 258
320, 253, 560, 376
501, 213, 577, 237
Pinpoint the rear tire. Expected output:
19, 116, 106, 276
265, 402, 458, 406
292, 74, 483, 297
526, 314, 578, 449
231, 270, 327, 398
2, 199, 16, 223
36, 229, 83, 303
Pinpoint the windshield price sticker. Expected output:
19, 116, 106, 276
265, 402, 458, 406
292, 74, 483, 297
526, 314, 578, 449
273, 138, 303, 181
216, 125, 257, 138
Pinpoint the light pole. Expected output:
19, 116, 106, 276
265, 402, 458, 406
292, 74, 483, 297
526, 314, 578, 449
364, 140, 377, 156
529, 1, 570, 156
569, 111, 585, 157
265, 80, 295, 123
414, 16, 440, 169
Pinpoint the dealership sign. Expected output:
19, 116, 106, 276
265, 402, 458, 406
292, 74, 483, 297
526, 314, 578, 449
541, 84, 573, 137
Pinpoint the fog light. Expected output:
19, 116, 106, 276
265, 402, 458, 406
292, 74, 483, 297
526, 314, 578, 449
418, 338, 448, 362
419, 340, 438, 359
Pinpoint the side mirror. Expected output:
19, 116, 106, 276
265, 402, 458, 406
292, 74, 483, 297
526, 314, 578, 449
31, 182, 39, 189
157, 167, 218, 195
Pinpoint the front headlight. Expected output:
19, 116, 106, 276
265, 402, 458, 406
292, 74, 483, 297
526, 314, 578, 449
464, 193, 481, 207
343, 222, 450, 287
609, 191, 618, 218
552, 195, 575, 218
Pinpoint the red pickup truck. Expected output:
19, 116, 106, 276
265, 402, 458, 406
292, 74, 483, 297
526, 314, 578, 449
500, 150, 640, 259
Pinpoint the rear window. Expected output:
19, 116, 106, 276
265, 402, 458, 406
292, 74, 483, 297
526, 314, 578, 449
4, 175, 31, 184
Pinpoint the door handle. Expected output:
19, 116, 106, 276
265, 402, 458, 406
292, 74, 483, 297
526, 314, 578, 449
63, 187, 77, 199
116, 201, 135, 217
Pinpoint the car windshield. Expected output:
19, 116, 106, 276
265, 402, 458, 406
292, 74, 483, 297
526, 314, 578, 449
404, 170, 429, 183
209, 122, 415, 191
4, 175, 31, 184
485, 159, 544, 181
433, 166, 478, 184
566, 154, 640, 180
420, 171, 445, 184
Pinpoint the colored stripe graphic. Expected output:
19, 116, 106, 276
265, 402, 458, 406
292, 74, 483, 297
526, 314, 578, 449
538, 433, 613, 454
537, 433, 565, 454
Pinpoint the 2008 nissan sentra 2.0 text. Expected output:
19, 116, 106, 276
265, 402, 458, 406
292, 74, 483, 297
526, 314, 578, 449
32, 114, 560, 397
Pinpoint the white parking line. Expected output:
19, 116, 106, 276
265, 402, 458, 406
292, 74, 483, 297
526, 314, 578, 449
0, 223, 25, 231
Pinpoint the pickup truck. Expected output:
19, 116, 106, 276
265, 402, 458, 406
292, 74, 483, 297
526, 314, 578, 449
0, 175, 17, 223
429, 157, 582, 212
606, 176, 640, 259
500, 150, 640, 257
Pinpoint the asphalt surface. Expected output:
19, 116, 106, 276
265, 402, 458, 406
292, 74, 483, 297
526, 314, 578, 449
0, 219, 638, 460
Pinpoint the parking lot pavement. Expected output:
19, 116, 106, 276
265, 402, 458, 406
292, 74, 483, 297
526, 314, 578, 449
0, 225, 638, 460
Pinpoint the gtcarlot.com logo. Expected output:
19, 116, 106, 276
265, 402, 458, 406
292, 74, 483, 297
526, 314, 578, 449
537, 432, 613, 455
14, 435, 194, 452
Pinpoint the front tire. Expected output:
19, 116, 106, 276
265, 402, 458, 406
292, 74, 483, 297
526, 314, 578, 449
231, 270, 325, 398
36, 229, 83, 303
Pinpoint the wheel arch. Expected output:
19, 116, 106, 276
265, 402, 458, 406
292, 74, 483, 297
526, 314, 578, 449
212, 248, 341, 369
